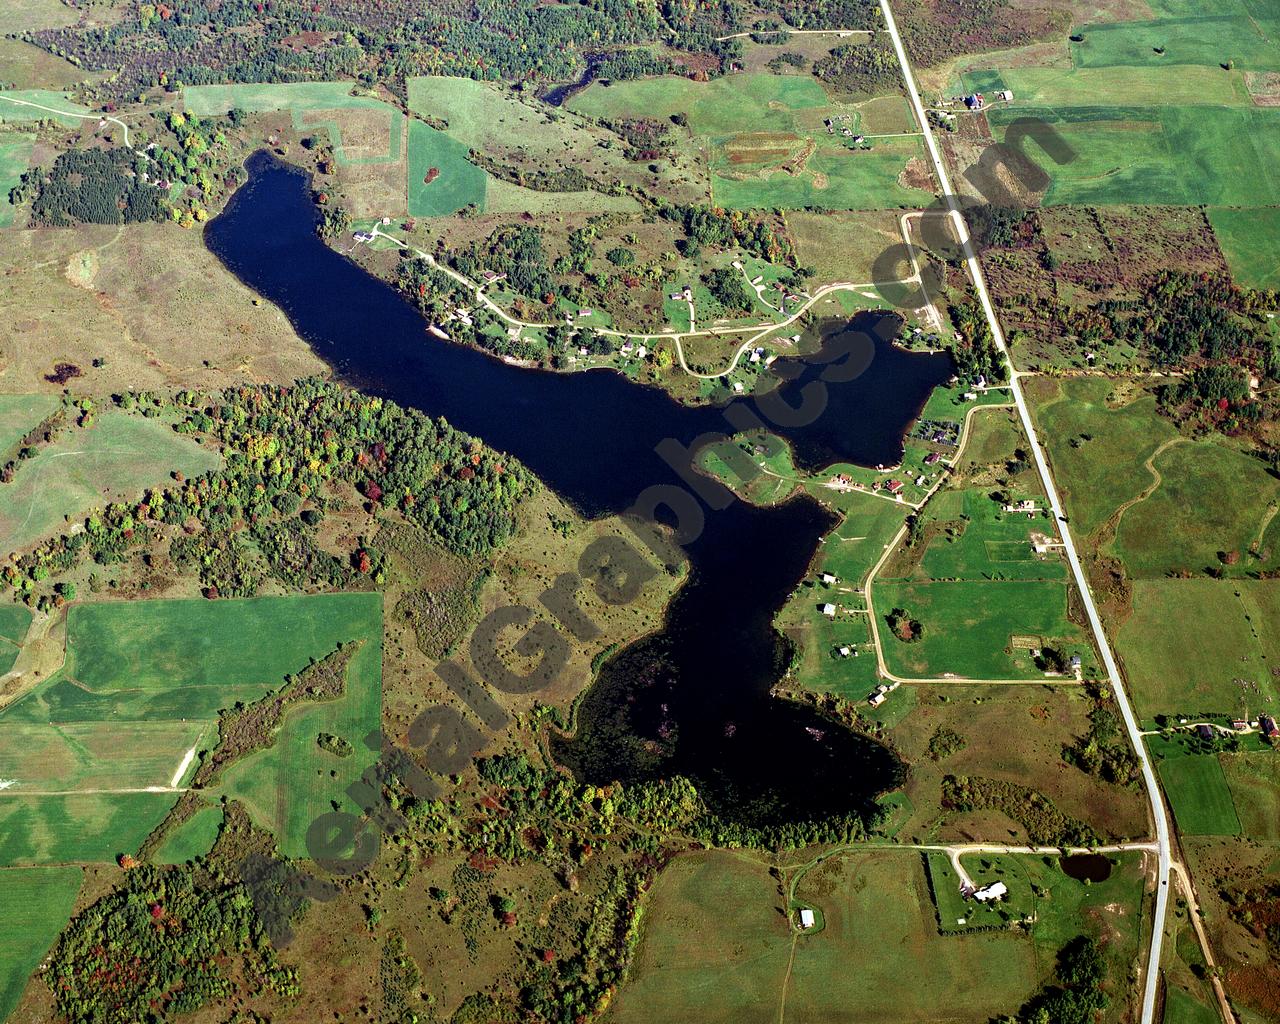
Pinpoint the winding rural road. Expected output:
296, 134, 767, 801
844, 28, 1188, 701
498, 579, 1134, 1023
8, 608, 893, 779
878, 4, 1173, 1023
0, 94, 133, 148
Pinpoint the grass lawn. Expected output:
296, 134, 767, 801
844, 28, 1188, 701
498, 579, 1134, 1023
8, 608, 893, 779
1113, 440, 1280, 577
0, 593, 383, 864
0, 866, 82, 1020
1163, 986, 1222, 1024
0, 410, 221, 557
987, 106, 1280, 207
1026, 377, 1178, 541
407, 118, 487, 217
1219, 751, 1280, 840
1156, 753, 1242, 836
154, 803, 224, 865
611, 848, 1043, 1024
911, 489, 1066, 583
1116, 579, 1280, 717
0, 393, 58, 452
1208, 206, 1280, 290
876, 579, 1088, 679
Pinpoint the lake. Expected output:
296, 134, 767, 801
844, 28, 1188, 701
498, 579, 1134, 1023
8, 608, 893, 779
205, 151, 954, 827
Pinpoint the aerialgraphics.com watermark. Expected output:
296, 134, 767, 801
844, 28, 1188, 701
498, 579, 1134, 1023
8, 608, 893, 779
237, 117, 1076, 946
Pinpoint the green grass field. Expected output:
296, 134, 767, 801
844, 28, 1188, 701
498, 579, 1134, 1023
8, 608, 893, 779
963, 65, 1252, 107
1028, 378, 1178, 540
214, 620, 382, 858
611, 849, 1042, 1024
154, 803, 224, 865
0, 90, 90, 126
1117, 579, 1280, 717
0, 605, 30, 645
1156, 754, 1242, 836
0, 866, 82, 1021
1208, 206, 1280, 289
1070, 10, 1280, 73
0, 593, 383, 865
911, 489, 1065, 583
876, 579, 1087, 679
1113, 440, 1280, 577
1163, 986, 1223, 1024
406, 119, 487, 217
0, 393, 58, 452
184, 81, 386, 116
0, 134, 34, 227
1219, 751, 1280, 840
0, 792, 181, 865
987, 106, 1280, 207
0, 410, 221, 557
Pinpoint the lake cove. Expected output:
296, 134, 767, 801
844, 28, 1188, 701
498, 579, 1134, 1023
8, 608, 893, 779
205, 151, 954, 827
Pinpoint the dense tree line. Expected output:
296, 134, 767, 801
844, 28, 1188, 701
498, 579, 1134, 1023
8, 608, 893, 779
995, 936, 1109, 1024
812, 36, 901, 94
942, 775, 1100, 846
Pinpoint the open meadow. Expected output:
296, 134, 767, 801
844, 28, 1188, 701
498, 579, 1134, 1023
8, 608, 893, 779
610, 849, 1041, 1024
0, 410, 220, 557
1115, 579, 1280, 717
0, 866, 82, 1021
1155, 753, 1243, 836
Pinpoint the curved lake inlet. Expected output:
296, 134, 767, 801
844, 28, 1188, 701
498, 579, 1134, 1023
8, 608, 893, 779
205, 152, 954, 827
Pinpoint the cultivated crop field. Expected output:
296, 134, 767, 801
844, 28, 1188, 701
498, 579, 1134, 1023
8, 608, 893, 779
0, 592, 383, 865
1156, 753, 1243, 836
568, 72, 931, 211
0, 866, 82, 1021
0, 410, 221, 557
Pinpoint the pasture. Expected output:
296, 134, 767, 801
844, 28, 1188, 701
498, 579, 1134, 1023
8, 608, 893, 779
0, 410, 221, 557
1163, 987, 1222, 1024
1208, 206, 1280, 290
0, 393, 57, 451
785, 208, 906, 283
1156, 754, 1242, 836
1117, 579, 1280, 717
1026, 377, 1178, 541
154, 803, 224, 865
184, 82, 412, 216
407, 75, 705, 211
0, 90, 90, 126
611, 848, 1042, 1024
407, 119, 487, 217
889, 686, 1149, 842
961, 65, 1251, 107
911, 489, 1066, 583
0, 39, 95, 91
875, 579, 1088, 679
0, 605, 31, 646
1112, 439, 1280, 577
0, 866, 82, 1021
0, 0, 83, 33
1070, 8, 1280, 73
0, 593, 383, 864
1220, 751, 1280, 840
986, 106, 1280, 207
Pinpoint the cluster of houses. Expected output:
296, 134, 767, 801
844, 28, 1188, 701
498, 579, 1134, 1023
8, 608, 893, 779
868, 680, 900, 708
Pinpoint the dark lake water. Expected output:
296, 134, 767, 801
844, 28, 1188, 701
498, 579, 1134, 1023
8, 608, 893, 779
205, 151, 953, 826
1060, 853, 1113, 883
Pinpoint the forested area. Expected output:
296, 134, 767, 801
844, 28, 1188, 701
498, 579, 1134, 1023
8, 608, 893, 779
28, 0, 749, 102
4, 378, 534, 606
12, 148, 164, 227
